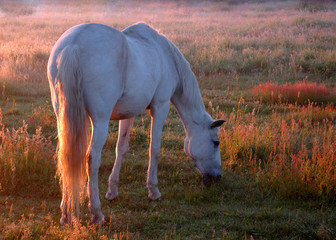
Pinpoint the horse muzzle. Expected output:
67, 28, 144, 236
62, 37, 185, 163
202, 173, 222, 187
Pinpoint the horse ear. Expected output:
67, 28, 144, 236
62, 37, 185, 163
210, 119, 226, 129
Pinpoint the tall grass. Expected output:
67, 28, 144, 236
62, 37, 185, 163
0, 108, 57, 196
28, 102, 56, 135
252, 80, 336, 105
216, 99, 336, 198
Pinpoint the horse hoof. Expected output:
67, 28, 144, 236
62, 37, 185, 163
91, 214, 105, 225
60, 216, 71, 225
148, 191, 162, 201
105, 191, 118, 201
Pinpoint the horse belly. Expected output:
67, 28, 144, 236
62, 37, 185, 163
110, 96, 150, 120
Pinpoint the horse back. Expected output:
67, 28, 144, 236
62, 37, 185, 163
111, 23, 179, 117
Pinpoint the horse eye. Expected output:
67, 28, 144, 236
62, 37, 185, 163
213, 140, 220, 147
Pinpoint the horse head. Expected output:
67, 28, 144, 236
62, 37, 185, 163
184, 117, 226, 186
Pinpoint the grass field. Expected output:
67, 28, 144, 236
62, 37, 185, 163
1, 0, 336, 239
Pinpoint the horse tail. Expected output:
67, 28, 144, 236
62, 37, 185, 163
56, 45, 89, 217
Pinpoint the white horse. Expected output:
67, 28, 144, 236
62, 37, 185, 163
47, 22, 225, 224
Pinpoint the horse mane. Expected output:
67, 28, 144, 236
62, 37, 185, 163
166, 39, 205, 111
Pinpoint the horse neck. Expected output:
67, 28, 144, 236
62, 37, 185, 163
167, 39, 207, 136
171, 76, 207, 137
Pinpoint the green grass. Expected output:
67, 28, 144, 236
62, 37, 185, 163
0, 0, 336, 239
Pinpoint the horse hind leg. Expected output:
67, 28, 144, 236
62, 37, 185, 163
87, 120, 109, 224
60, 193, 71, 224
106, 117, 134, 200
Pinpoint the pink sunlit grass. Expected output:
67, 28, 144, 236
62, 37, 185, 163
252, 80, 336, 105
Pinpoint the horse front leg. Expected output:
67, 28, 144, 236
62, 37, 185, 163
87, 121, 109, 224
147, 102, 170, 200
106, 117, 134, 200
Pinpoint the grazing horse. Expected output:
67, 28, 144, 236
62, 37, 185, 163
47, 22, 225, 224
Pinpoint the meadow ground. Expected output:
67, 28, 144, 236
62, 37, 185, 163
0, 0, 336, 239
